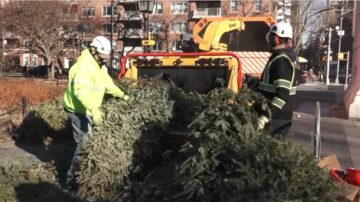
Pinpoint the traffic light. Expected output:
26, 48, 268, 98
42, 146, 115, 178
142, 39, 155, 46
337, 52, 347, 60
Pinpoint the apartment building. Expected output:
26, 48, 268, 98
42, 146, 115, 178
117, 0, 281, 53
1, 0, 117, 70
1, 0, 288, 71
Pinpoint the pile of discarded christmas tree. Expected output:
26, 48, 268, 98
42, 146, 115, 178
1, 79, 338, 201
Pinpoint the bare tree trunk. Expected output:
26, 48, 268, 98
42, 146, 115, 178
49, 62, 56, 79
44, 57, 56, 79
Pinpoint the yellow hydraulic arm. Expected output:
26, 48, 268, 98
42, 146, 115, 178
193, 17, 275, 52
197, 19, 245, 51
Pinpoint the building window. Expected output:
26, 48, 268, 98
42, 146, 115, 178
230, 0, 238, 13
83, 7, 95, 17
32, 56, 38, 66
170, 41, 182, 51
102, 5, 116, 17
170, 22, 187, 33
102, 24, 117, 35
149, 22, 162, 33
254, 0, 262, 13
24, 55, 29, 66
170, 2, 188, 14
153, 3, 163, 15
330, 0, 341, 7
153, 40, 162, 51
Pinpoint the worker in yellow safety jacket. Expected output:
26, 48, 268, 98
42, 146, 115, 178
63, 36, 129, 190
247, 22, 297, 136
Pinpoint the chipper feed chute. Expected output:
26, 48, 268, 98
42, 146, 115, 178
191, 17, 274, 77
118, 16, 275, 93
118, 52, 242, 94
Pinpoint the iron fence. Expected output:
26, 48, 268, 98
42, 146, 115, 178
0, 98, 27, 131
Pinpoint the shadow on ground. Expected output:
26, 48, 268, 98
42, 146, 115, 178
15, 182, 82, 202
13, 111, 75, 187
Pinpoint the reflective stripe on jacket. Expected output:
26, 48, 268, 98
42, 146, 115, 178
64, 49, 124, 116
257, 53, 296, 119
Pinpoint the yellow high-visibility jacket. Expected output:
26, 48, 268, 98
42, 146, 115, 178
64, 49, 124, 116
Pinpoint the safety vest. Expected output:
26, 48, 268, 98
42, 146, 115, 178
64, 49, 124, 115
257, 53, 296, 110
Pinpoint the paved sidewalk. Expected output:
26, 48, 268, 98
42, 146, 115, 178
297, 81, 346, 92
290, 113, 360, 168
291, 81, 360, 168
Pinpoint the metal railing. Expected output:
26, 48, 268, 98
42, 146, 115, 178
119, 29, 143, 38
118, 11, 142, 20
190, 7, 222, 19
0, 98, 27, 118
0, 72, 24, 77
0, 98, 27, 131
314, 101, 321, 161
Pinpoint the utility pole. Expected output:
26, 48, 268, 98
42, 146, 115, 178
344, 51, 350, 90
1, 32, 6, 73
335, 6, 344, 84
326, 27, 332, 85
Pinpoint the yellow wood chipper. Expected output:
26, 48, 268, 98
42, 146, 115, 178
118, 16, 275, 94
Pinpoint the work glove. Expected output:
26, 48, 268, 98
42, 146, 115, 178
122, 94, 130, 101
257, 115, 269, 131
113, 90, 130, 102
91, 108, 103, 126
254, 101, 271, 119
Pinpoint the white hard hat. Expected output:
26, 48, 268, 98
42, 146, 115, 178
269, 22, 293, 39
90, 36, 111, 55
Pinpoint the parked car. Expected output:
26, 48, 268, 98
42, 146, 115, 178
339, 73, 352, 84
24, 65, 48, 78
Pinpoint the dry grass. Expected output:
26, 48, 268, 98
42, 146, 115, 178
0, 78, 65, 110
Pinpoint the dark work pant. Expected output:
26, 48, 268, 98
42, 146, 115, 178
269, 118, 292, 137
66, 112, 92, 187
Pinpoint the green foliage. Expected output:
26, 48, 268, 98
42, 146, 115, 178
11, 80, 338, 202
125, 87, 338, 202
168, 87, 205, 131
77, 79, 174, 200
15, 97, 71, 144
0, 161, 60, 201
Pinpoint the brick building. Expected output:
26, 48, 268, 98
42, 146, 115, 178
117, 0, 279, 54
1, 0, 289, 71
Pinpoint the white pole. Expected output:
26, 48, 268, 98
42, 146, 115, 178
326, 28, 332, 85
344, 51, 350, 90
335, 6, 344, 84
1, 32, 4, 73
314, 101, 321, 161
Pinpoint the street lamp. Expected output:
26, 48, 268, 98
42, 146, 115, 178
1, 32, 6, 73
335, 6, 345, 84
325, 27, 333, 85
137, 0, 155, 53
76, 24, 86, 53
110, 0, 116, 69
